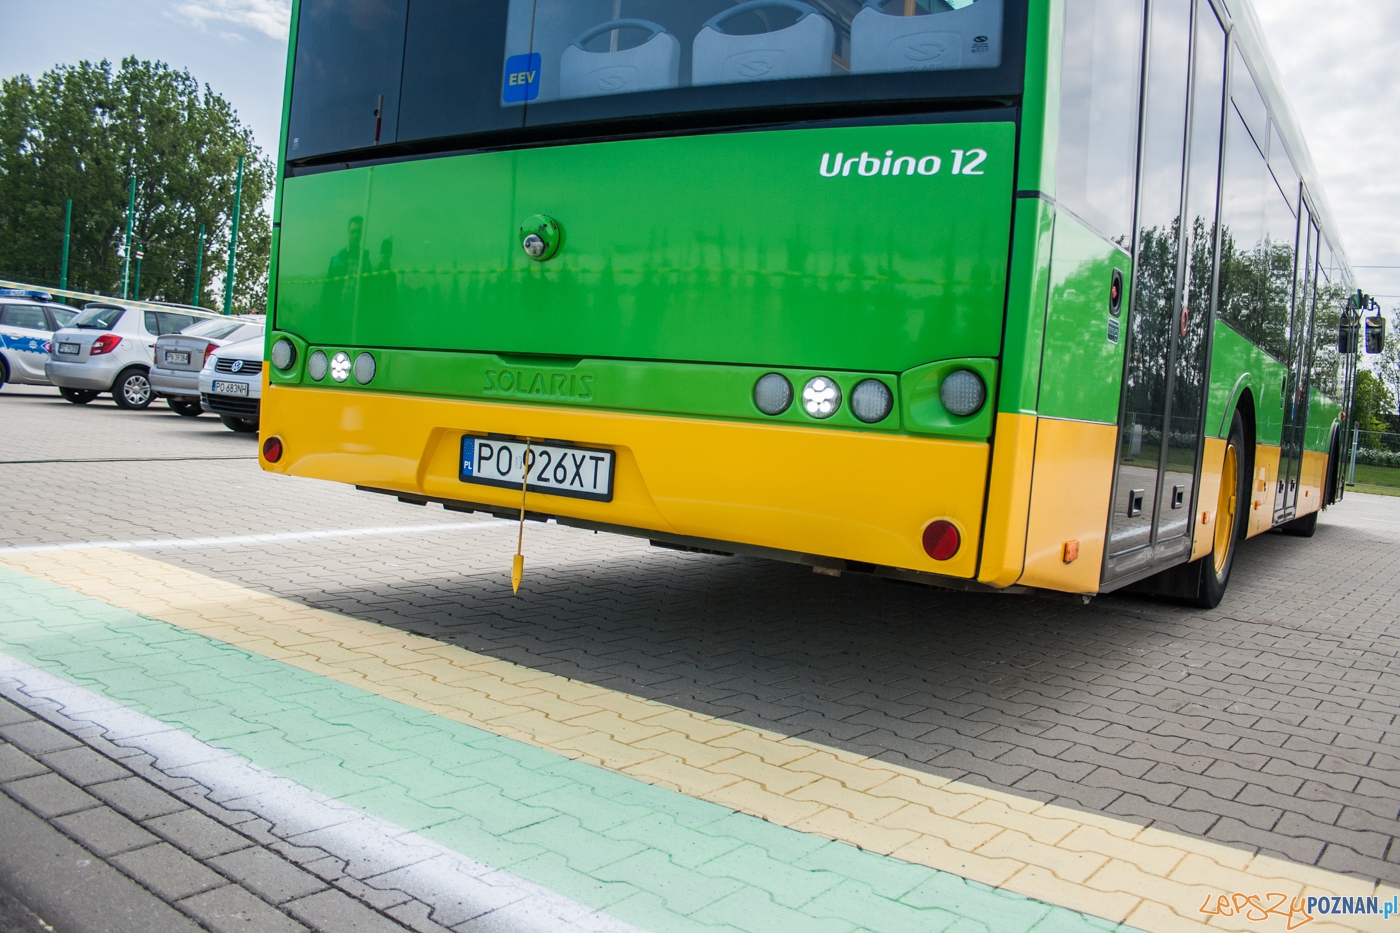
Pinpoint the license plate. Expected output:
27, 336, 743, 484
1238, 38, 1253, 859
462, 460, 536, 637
58, 343, 80, 355
460, 436, 614, 502
212, 380, 249, 396
164, 350, 190, 365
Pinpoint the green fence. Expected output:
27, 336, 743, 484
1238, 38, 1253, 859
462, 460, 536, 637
1348, 430, 1400, 494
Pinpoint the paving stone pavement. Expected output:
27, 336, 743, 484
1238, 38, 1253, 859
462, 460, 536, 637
2, 382, 1399, 931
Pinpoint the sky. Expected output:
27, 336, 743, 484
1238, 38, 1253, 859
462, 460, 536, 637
1, 0, 1396, 301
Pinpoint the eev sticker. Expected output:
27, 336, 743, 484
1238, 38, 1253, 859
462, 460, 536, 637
503, 53, 541, 103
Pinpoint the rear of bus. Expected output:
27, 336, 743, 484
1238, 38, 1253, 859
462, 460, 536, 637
263, 0, 1032, 587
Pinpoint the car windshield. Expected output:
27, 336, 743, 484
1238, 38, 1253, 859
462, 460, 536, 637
181, 318, 246, 340
287, 0, 1020, 162
71, 306, 125, 330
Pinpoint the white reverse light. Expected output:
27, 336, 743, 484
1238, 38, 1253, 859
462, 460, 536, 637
940, 370, 986, 417
271, 337, 296, 370
802, 376, 841, 419
308, 350, 328, 381
330, 351, 351, 383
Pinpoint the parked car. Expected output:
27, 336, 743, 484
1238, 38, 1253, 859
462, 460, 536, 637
151, 315, 264, 416
47, 303, 220, 409
0, 290, 77, 389
199, 334, 263, 432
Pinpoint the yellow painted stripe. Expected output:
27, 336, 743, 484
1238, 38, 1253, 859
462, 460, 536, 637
4, 548, 1392, 933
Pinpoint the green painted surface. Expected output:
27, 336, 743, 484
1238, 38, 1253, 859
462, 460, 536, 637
275, 123, 1015, 377
997, 198, 1054, 416
1304, 389, 1341, 454
1038, 214, 1128, 424
1204, 319, 1286, 444
0, 567, 1134, 933
1016, 0, 1060, 196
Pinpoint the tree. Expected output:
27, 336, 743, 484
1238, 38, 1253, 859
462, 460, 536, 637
1352, 370, 1394, 443
1371, 305, 1400, 417
0, 58, 273, 310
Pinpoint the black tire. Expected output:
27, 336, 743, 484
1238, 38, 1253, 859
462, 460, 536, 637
59, 387, 99, 405
219, 415, 259, 433
167, 398, 203, 417
111, 367, 153, 410
1190, 409, 1250, 608
0, 357, 9, 386
1280, 509, 1318, 537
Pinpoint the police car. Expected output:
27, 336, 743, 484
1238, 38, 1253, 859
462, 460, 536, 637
0, 290, 77, 390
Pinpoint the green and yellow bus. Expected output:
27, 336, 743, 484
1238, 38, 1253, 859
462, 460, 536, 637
260, 0, 1363, 607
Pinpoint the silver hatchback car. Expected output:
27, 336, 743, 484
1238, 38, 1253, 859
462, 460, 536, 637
47, 303, 220, 409
151, 316, 264, 416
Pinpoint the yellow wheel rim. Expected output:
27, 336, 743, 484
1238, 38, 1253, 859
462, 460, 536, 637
1213, 442, 1239, 575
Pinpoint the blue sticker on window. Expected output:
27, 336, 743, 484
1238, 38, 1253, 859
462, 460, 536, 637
502, 53, 541, 103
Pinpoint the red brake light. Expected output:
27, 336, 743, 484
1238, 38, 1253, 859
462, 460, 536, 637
262, 437, 283, 463
921, 521, 961, 561
89, 334, 121, 356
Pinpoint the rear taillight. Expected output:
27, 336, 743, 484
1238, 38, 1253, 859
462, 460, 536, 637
89, 334, 121, 356
203, 343, 217, 365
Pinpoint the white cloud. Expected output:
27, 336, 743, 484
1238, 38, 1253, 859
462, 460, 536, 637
1253, 0, 1400, 299
176, 0, 291, 41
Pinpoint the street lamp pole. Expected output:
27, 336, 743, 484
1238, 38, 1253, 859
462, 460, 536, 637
133, 242, 144, 301
59, 199, 72, 290
192, 224, 205, 306
223, 156, 244, 314
120, 177, 135, 300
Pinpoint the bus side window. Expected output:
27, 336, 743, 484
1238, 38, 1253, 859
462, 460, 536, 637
1054, 0, 1144, 248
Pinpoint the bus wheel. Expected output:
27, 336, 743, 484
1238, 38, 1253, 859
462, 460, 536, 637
1194, 410, 1248, 608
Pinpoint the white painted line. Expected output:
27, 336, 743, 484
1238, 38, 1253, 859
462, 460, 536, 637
0, 520, 504, 556
0, 653, 644, 933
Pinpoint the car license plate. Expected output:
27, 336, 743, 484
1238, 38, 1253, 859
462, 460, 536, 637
165, 350, 190, 365
460, 436, 614, 502
58, 343, 80, 355
212, 380, 249, 396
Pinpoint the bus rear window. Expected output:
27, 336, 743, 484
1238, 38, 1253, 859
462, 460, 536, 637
287, 0, 1017, 163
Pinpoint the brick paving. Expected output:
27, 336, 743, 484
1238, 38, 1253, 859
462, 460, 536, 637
1, 383, 1399, 930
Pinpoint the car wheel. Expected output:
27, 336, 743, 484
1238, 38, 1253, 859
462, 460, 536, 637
167, 398, 203, 417
0, 357, 9, 386
112, 367, 154, 410
59, 387, 99, 405
219, 415, 259, 434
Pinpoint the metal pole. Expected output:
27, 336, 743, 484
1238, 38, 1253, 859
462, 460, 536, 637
59, 199, 72, 290
133, 244, 142, 301
223, 156, 244, 314
1348, 426, 1359, 486
192, 224, 205, 306
120, 177, 135, 299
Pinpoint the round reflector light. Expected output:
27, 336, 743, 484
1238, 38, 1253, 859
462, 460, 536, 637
754, 373, 793, 415
940, 370, 986, 417
307, 350, 328, 381
330, 351, 351, 383
271, 337, 296, 371
354, 352, 376, 385
262, 436, 283, 463
850, 379, 893, 423
922, 520, 960, 561
801, 376, 841, 419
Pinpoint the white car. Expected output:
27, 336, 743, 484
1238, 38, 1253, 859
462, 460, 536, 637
199, 334, 263, 432
0, 291, 77, 389
47, 303, 220, 409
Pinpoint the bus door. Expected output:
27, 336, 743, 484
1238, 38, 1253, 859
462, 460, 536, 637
1275, 208, 1318, 522
1106, 0, 1222, 582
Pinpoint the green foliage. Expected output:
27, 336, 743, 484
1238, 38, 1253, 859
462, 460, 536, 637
0, 57, 273, 310
1371, 306, 1400, 411
1352, 370, 1394, 436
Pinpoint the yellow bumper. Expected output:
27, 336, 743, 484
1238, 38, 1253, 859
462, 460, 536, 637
260, 385, 990, 579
